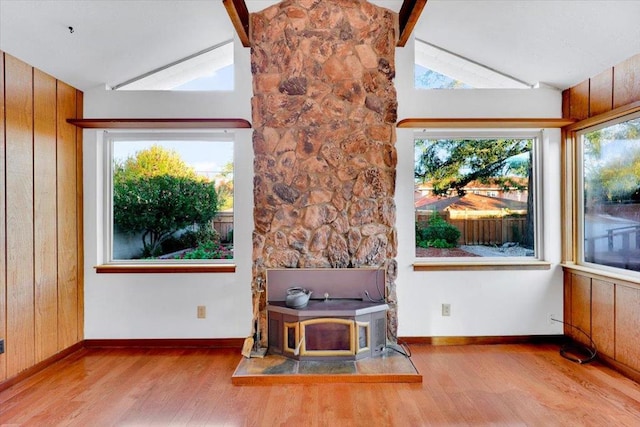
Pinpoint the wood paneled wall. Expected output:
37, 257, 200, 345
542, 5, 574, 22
562, 52, 640, 381
564, 270, 640, 380
562, 53, 640, 120
0, 51, 83, 382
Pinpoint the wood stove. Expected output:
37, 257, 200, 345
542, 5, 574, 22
266, 269, 388, 361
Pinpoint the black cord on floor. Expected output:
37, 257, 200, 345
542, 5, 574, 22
550, 317, 598, 364
385, 338, 412, 358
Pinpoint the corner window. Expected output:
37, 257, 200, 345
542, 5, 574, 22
105, 132, 234, 263
578, 112, 640, 274
414, 132, 541, 260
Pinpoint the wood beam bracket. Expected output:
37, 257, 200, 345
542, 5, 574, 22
398, 0, 428, 47
223, 0, 251, 47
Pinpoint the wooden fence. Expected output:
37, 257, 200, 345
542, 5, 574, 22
416, 211, 526, 245
212, 211, 234, 243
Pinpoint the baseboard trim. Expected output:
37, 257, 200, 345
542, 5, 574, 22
0, 341, 84, 392
588, 350, 640, 384
399, 335, 565, 346
83, 338, 245, 349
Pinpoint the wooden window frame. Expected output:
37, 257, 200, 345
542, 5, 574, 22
562, 101, 640, 279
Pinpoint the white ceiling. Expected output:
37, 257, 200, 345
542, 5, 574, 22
0, 0, 638, 91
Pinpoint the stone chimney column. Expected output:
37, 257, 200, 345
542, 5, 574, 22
250, 0, 399, 346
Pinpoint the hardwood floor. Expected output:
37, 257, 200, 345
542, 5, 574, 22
1, 343, 639, 426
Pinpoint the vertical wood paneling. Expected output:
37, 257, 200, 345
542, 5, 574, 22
4, 54, 35, 377
33, 69, 59, 362
56, 82, 78, 350
615, 285, 640, 372
613, 53, 640, 109
569, 80, 589, 120
563, 271, 572, 336
591, 279, 614, 358
589, 69, 613, 117
0, 51, 7, 381
570, 274, 591, 346
76, 90, 84, 340
0, 52, 82, 382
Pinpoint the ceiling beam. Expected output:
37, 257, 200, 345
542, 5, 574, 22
223, 0, 250, 47
397, 0, 428, 47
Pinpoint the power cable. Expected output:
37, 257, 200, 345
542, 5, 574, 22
550, 317, 598, 364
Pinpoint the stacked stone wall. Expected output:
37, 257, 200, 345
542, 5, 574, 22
250, 0, 398, 344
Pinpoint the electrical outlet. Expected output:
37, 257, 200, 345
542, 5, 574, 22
442, 303, 451, 317
549, 313, 558, 325
197, 305, 206, 319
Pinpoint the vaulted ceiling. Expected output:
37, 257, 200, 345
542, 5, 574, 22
1, 0, 638, 91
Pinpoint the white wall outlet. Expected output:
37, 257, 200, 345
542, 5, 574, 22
442, 304, 451, 317
197, 305, 206, 319
549, 313, 558, 325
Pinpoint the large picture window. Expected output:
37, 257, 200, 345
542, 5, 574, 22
414, 132, 541, 260
105, 132, 234, 263
578, 112, 640, 274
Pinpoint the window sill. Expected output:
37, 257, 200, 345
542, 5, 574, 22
561, 263, 640, 287
413, 260, 551, 271
95, 264, 236, 274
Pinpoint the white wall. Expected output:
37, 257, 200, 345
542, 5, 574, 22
395, 39, 564, 337
83, 36, 564, 339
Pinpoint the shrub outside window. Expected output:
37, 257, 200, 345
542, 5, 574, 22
105, 132, 234, 263
414, 132, 542, 260
578, 112, 640, 274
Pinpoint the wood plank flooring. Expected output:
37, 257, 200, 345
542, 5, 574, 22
1, 343, 639, 426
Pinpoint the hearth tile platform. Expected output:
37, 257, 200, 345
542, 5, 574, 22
232, 346, 422, 385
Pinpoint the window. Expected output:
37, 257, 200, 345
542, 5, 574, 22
104, 132, 234, 264
415, 64, 470, 89
414, 132, 541, 260
578, 112, 640, 274
414, 39, 531, 89
113, 40, 234, 91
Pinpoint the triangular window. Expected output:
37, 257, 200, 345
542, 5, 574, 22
414, 39, 530, 89
114, 40, 233, 91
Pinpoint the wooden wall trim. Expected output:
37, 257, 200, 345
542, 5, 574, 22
83, 338, 244, 349
397, 117, 575, 129
67, 118, 251, 129
76, 90, 84, 341
0, 342, 83, 393
399, 335, 564, 346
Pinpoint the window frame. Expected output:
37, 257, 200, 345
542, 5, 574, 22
575, 110, 640, 279
413, 129, 550, 271
97, 130, 236, 273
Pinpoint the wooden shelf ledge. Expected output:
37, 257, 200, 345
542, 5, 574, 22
67, 118, 251, 129
397, 118, 576, 129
